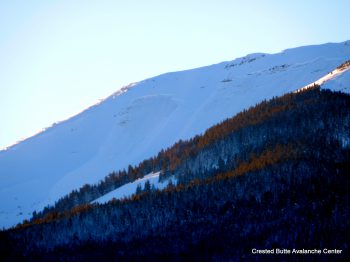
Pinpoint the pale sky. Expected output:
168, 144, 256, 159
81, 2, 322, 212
1, 0, 350, 149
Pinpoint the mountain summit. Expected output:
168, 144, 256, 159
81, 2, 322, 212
1, 41, 350, 228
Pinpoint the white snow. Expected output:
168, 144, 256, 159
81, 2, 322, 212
322, 66, 350, 94
295, 61, 350, 93
92, 171, 174, 204
1, 41, 350, 229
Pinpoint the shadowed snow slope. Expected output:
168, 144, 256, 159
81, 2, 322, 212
91, 172, 175, 204
1, 41, 350, 228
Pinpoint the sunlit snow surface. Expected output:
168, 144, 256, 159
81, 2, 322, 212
322, 67, 350, 93
1, 41, 350, 228
296, 61, 350, 93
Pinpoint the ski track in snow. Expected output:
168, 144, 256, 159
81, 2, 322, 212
0, 41, 350, 229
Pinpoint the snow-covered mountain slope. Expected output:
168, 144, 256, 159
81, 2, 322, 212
92, 171, 175, 204
1, 41, 350, 229
296, 60, 350, 93
322, 65, 350, 93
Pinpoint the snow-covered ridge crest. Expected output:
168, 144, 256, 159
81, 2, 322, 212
1, 41, 350, 229
1, 82, 138, 152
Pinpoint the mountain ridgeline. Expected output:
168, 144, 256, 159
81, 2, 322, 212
2, 41, 350, 229
1, 86, 349, 260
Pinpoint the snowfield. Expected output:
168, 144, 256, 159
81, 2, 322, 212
0, 41, 350, 228
296, 60, 350, 93
322, 66, 350, 93
92, 172, 175, 204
